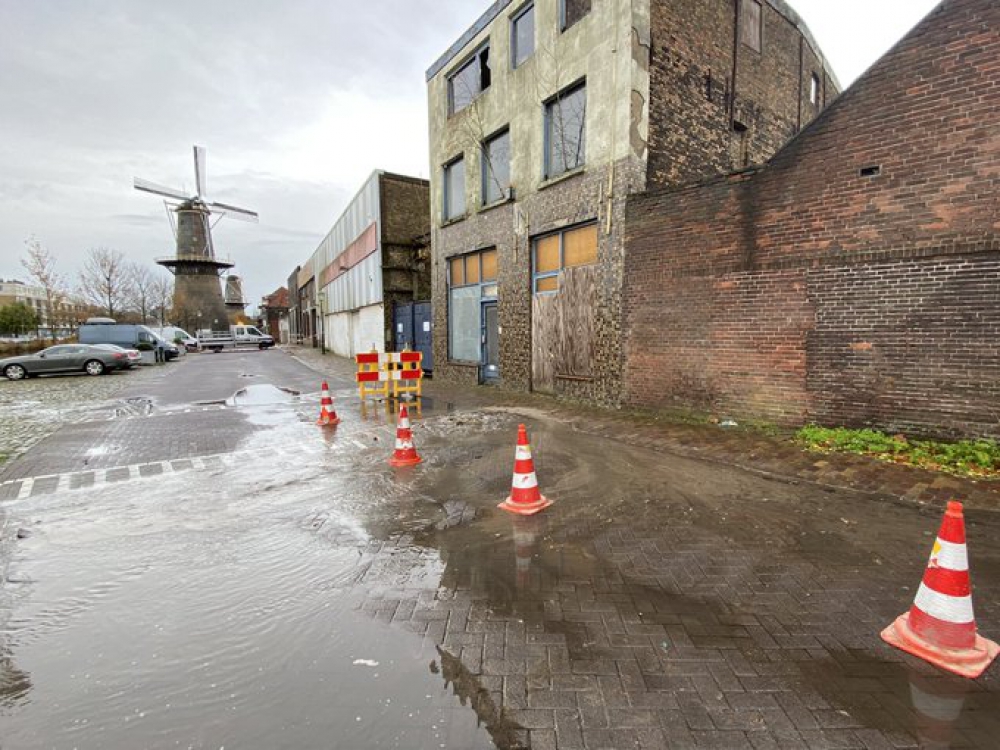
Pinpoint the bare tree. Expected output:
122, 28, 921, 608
21, 236, 66, 342
127, 262, 156, 324
79, 247, 129, 318
149, 272, 174, 327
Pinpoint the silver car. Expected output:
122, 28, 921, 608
0, 344, 131, 380
92, 343, 142, 369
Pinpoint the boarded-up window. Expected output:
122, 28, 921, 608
741, 0, 762, 53
449, 256, 465, 286
560, 0, 591, 31
532, 222, 599, 293
535, 235, 561, 273
563, 224, 598, 268
465, 254, 480, 284
481, 249, 498, 281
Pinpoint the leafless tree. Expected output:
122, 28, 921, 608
127, 262, 156, 324
79, 247, 129, 318
149, 272, 174, 327
21, 236, 66, 342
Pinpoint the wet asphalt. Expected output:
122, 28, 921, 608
1, 349, 999, 749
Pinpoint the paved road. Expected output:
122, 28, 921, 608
0, 349, 998, 750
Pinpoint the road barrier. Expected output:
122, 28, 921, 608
355, 349, 423, 401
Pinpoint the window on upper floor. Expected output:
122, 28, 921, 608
443, 156, 466, 222
482, 128, 511, 205
560, 0, 591, 32
448, 44, 492, 115
810, 73, 820, 105
741, 0, 762, 53
544, 81, 587, 179
511, 4, 535, 68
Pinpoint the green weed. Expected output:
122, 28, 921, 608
796, 425, 999, 480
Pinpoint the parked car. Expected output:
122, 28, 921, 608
78, 319, 179, 361
92, 343, 142, 369
1, 344, 132, 380
198, 324, 275, 352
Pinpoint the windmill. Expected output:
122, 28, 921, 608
224, 275, 248, 323
134, 146, 258, 332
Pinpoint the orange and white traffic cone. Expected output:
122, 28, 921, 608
881, 501, 999, 679
316, 382, 341, 426
498, 424, 553, 516
512, 516, 541, 589
389, 405, 422, 467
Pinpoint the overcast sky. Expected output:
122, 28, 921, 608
0, 0, 942, 312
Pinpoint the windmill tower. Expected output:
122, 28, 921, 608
224, 274, 248, 323
134, 146, 258, 332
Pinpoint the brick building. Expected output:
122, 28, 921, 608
427, 0, 838, 400
623, 0, 1000, 438
258, 286, 290, 343
288, 171, 430, 357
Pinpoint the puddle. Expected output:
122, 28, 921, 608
196, 384, 300, 408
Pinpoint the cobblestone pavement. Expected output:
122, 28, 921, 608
1, 347, 998, 749
0, 365, 167, 466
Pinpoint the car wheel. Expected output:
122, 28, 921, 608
3, 364, 27, 381
84, 359, 106, 376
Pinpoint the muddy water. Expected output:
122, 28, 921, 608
2, 395, 1000, 749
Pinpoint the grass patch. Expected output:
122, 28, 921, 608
796, 425, 1000, 480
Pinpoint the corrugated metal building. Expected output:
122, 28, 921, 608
296, 171, 430, 358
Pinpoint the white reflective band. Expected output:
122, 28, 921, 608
399, 418, 410, 429
397, 439, 412, 450
931, 538, 969, 571
909, 684, 966, 723
513, 473, 538, 489
515, 446, 532, 460
914, 583, 975, 624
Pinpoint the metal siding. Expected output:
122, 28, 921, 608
308, 171, 384, 315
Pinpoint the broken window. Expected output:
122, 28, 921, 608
482, 128, 511, 205
560, 0, 591, 31
741, 0, 762, 53
532, 223, 598, 293
545, 82, 587, 179
511, 4, 535, 68
448, 44, 492, 115
810, 73, 820, 105
443, 156, 466, 221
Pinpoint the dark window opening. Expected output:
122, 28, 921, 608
560, 0, 591, 32
741, 0, 762, 53
448, 43, 492, 115
732, 121, 750, 168
860, 165, 882, 178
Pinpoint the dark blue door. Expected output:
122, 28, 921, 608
393, 301, 433, 373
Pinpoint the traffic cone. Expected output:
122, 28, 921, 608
498, 424, 553, 516
389, 405, 422, 467
512, 516, 541, 589
316, 382, 341, 426
881, 501, 999, 679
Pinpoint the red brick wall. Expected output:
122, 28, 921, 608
623, 0, 1000, 438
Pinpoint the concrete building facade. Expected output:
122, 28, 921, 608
292, 171, 430, 357
623, 0, 1000, 438
427, 0, 838, 403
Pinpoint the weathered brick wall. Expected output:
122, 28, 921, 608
624, 0, 1000, 438
647, 0, 837, 188
379, 174, 431, 347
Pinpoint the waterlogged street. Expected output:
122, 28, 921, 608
1, 349, 999, 749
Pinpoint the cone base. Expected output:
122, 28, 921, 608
317, 415, 341, 427
390, 453, 422, 467
881, 614, 1000, 679
498, 495, 552, 516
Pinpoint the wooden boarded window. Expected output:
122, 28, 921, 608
449, 257, 465, 286
481, 249, 498, 282
447, 248, 498, 363
741, 0, 762, 53
531, 222, 598, 293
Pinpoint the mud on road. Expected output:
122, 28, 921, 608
1, 349, 999, 749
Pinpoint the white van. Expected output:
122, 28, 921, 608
155, 326, 198, 353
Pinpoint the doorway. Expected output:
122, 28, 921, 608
482, 302, 499, 382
